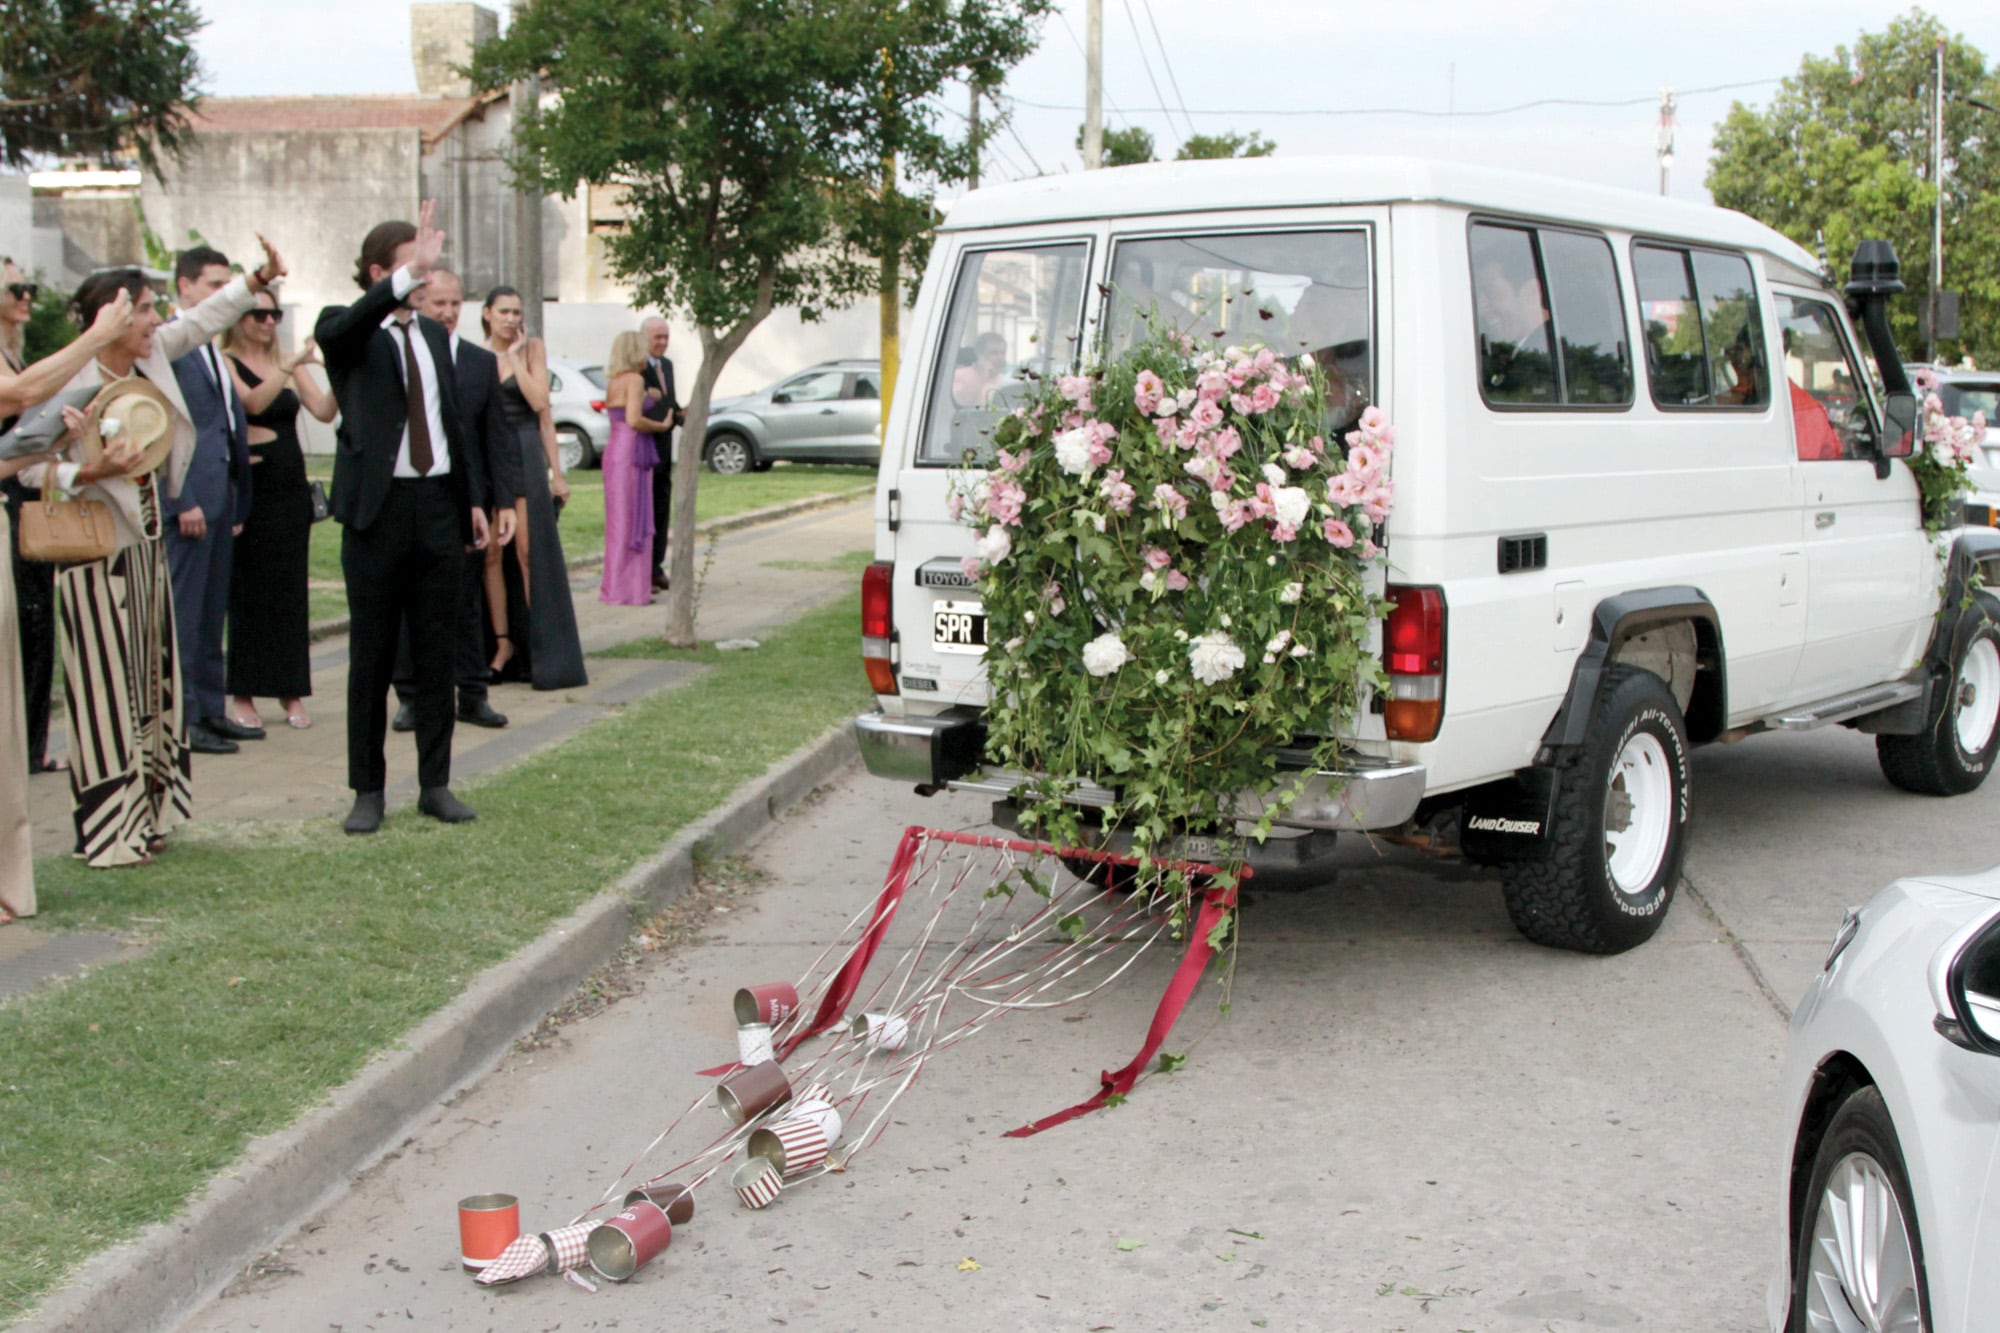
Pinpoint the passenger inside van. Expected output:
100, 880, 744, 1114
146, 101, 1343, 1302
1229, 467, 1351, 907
1473, 263, 1555, 403
952, 332, 1009, 407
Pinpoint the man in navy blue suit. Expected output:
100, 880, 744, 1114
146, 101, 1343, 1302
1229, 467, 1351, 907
165, 245, 256, 756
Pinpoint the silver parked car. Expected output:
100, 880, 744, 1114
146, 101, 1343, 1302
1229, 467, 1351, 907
702, 359, 883, 474
547, 358, 611, 471
1767, 866, 2000, 1331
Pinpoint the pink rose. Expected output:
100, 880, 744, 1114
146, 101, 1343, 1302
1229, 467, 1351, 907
1099, 468, 1136, 514
1188, 399, 1224, 431
1143, 545, 1173, 571
1196, 369, 1230, 403
961, 554, 986, 577
1165, 569, 1190, 591
1322, 517, 1355, 548
1151, 483, 1189, 520
1359, 405, 1386, 431
947, 491, 965, 521
1212, 426, 1243, 460
1133, 369, 1165, 415
1058, 374, 1095, 408
1230, 392, 1254, 415
1250, 382, 1281, 413
1347, 443, 1382, 478
997, 447, 1029, 474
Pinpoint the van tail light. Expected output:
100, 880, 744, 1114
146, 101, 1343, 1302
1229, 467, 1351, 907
1384, 584, 1445, 742
862, 561, 898, 695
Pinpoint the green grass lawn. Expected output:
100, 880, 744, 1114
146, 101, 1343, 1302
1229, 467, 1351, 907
0, 595, 870, 1324
305, 462, 873, 625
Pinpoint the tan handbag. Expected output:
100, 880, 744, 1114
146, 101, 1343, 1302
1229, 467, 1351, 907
18, 489, 118, 563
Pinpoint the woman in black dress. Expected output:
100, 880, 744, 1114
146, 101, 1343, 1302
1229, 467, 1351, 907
222, 289, 337, 730
481, 286, 585, 690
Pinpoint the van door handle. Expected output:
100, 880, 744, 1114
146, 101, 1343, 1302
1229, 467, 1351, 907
1815, 512, 1835, 529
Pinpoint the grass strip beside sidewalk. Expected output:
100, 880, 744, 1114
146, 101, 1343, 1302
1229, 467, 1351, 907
0, 594, 869, 1324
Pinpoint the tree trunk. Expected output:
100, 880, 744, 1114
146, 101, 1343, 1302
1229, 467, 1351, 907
661, 279, 776, 646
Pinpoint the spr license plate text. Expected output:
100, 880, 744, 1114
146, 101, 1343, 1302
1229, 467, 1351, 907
933, 601, 987, 654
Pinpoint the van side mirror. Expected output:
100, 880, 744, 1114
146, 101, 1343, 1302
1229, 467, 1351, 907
1882, 391, 1918, 459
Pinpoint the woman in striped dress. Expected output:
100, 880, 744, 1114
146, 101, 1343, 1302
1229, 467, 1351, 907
19, 257, 274, 866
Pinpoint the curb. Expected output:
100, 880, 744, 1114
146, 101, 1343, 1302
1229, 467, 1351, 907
17, 725, 862, 1333
306, 484, 872, 644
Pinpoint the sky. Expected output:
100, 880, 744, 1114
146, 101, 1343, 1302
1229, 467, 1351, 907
194, 0, 2000, 207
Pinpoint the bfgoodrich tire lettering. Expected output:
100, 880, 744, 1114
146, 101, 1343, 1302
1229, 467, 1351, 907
1877, 599, 2000, 797
1500, 664, 1692, 955
1787, 1087, 1928, 1333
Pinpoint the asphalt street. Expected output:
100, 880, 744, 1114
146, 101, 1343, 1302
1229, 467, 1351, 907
176, 721, 2000, 1333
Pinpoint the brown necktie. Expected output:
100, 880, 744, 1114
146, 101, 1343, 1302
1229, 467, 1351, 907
398, 321, 434, 476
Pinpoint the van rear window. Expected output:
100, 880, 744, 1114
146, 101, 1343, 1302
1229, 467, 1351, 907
1470, 221, 1632, 409
1105, 229, 1374, 428
1634, 243, 1769, 410
920, 242, 1091, 465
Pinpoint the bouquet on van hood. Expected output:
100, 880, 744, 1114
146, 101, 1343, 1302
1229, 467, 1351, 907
1908, 368, 1989, 540
953, 325, 1395, 928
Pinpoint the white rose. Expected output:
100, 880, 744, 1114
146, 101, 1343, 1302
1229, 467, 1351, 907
1053, 426, 1096, 476
977, 525, 1012, 565
1188, 631, 1246, 685
1272, 485, 1311, 530
1155, 668, 1170, 685
1082, 631, 1129, 677
1280, 581, 1303, 604
1262, 462, 1287, 488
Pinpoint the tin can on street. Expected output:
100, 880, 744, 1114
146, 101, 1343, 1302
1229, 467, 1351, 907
747, 1117, 831, 1179
622, 1182, 695, 1226
736, 1021, 776, 1066
734, 982, 800, 1026
716, 1060, 793, 1125
456, 1193, 520, 1269
731, 1157, 784, 1210
586, 1203, 673, 1281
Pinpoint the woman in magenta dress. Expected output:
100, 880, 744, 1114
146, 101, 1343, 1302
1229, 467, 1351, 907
599, 331, 669, 605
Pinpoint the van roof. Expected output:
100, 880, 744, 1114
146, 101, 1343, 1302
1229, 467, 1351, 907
943, 155, 1820, 271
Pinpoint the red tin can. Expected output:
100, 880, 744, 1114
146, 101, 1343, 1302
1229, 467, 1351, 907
717, 1059, 793, 1125
586, 1202, 673, 1281
456, 1193, 521, 1269
622, 1182, 695, 1226
734, 982, 800, 1026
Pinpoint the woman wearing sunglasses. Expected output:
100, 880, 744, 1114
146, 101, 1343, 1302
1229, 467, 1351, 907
219, 288, 336, 732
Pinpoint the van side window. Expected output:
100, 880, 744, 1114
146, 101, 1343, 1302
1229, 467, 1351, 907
1469, 222, 1630, 410
1106, 229, 1373, 428
1777, 294, 1871, 461
921, 243, 1090, 465
1635, 242, 1770, 410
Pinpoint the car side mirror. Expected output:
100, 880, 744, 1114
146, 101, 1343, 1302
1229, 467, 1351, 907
771, 391, 792, 405
1932, 906, 2000, 1054
1883, 391, 1918, 459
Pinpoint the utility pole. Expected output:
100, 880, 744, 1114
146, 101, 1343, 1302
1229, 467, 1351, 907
1929, 36, 1945, 363
968, 82, 981, 190
510, 0, 544, 338
1656, 87, 1676, 197
879, 50, 899, 434
1083, 0, 1103, 170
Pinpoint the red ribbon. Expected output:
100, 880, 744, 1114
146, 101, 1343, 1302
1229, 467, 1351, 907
1004, 881, 1235, 1137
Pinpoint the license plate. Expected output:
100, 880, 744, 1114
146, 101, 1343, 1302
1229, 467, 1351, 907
933, 600, 987, 654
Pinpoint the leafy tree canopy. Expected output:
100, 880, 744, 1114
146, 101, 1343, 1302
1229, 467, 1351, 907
1075, 122, 1155, 167
1176, 129, 1274, 160
1706, 8, 2000, 366
0, 0, 204, 174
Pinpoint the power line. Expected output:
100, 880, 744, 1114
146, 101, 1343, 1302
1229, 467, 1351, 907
1136, 0, 1196, 142
1002, 77, 1783, 120
1056, 9, 1132, 129
996, 95, 1049, 176
1118, 0, 1180, 154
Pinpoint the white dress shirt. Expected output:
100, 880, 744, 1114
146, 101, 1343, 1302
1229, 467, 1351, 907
383, 266, 450, 477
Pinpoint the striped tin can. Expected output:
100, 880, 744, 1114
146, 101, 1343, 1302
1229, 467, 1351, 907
747, 1116, 831, 1179
731, 1157, 784, 1210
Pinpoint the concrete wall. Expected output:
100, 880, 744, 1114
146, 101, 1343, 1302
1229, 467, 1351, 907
32, 192, 143, 286
0, 175, 29, 267
411, 3, 498, 98
141, 127, 421, 331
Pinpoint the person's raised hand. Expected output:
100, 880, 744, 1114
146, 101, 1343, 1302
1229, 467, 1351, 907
86, 289, 135, 348
251, 232, 289, 289
409, 199, 446, 281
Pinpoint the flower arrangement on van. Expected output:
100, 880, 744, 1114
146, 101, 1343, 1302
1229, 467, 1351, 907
952, 325, 1395, 931
1907, 367, 1989, 540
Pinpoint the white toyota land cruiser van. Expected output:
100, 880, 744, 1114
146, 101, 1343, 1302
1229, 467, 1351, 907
852, 156, 2000, 954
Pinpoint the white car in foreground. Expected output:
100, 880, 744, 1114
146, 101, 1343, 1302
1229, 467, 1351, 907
1770, 868, 2000, 1331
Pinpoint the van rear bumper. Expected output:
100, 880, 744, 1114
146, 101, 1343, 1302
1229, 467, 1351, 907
852, 709, 1426, 832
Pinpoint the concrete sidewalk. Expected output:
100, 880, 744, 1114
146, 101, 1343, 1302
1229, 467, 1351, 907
2, 496, 872, 996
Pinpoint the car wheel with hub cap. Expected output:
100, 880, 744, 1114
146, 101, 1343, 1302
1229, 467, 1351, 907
706, 431, 756, 475
1878, 598, 2000, 796
1499, 663, 1691, 955
1788, 1086, 1928, 1333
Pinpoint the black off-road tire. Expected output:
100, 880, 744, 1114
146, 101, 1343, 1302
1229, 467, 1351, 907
1787, 1087, 1929, 1333
1499, 664, 1692, 955
1877, 600, 2000, 797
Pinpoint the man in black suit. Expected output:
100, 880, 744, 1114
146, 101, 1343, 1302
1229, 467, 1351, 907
641, 316, 683, 591
316, 202, 492, 834
391, 267, 518, 734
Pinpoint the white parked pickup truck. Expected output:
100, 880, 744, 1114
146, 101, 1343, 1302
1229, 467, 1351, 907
852, 156, 2000, 954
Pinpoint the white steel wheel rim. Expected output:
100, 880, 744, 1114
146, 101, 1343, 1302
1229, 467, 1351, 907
1602, 731, 1673, 893
1953, 636, 2000, 755
1802, 1151, 1922, 1333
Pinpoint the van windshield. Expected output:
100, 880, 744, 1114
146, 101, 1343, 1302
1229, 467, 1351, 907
920, 242, 1091, 464
1106, 229, 1374, 427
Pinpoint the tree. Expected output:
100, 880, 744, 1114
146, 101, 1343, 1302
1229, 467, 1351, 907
473, 0, 1050, 645
0, 0, 204, 173
1074, 122, 1155, 167
1176, 129, 1275, 160
1707, 9, 2000, 366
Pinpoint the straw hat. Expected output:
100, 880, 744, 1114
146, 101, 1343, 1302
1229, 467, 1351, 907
81, 376, 175, 477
